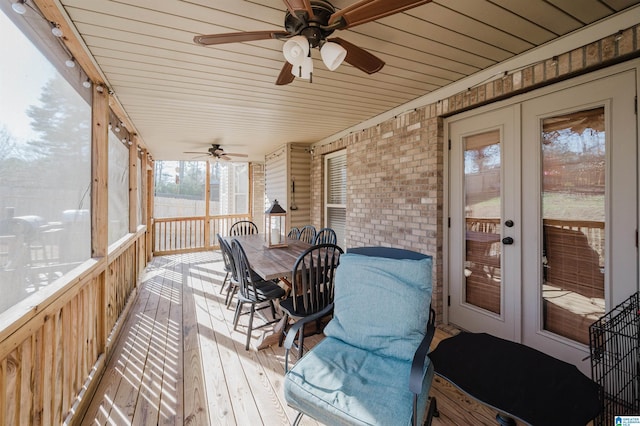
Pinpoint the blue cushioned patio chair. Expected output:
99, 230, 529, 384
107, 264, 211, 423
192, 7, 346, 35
284, 246, 439, 426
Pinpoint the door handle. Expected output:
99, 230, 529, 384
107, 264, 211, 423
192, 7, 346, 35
502, 236, 514, 245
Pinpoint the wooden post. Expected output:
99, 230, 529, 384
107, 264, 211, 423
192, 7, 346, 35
91, 85, 109, 354
147, 159, 155, 262
204, 162, 211, 248
92, 88, 109, 258
129, 135, 138, 233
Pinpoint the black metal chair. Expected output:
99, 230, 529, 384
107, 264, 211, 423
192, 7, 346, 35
229, 220, 258, 236
287, 227, 301, 239
280, 243, 343, 369
313, 227, 337, 245
230, 239, 286, 350
298, 225, 316, 244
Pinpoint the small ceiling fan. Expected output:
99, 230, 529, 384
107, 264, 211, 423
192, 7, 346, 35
193, 0, 431, 85
183, 144, 248, 161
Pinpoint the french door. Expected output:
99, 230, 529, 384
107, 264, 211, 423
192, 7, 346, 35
448, 106, 521, 340
448, 69, 638, 372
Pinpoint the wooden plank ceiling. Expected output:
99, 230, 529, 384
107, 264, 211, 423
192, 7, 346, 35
56, 0, 640, 161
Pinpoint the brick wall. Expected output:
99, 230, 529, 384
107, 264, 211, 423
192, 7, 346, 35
309, 24, 640, 322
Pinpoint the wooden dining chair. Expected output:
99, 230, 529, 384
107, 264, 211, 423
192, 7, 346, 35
298, 225, 316, 244
216, 233, 235, 295
313, 227, 337, 245
279, 243, 343, 368
229, 220, 258, 236
288, 227, 301, 239
230, 239, 286, 350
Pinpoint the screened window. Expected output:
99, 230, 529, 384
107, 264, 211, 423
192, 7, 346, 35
153, 161, 249, 218
153, 161, 206, 217
0, 10, 92, 313
137, 154, 143, 226
325, 151, 347, 248
108, 130, 130, 245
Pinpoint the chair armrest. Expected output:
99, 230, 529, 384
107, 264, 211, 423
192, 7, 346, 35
283, 303, 334, 350
409, 307, 436, 395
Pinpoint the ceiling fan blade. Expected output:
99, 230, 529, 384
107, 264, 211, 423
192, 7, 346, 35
183, 151, 208, 154
224, 153, 249, 158
329, 38, 384, 74
275, 62, 295, 85
194, 30, 289, 46
329, 0, 431, 29
282, 0, 314, 19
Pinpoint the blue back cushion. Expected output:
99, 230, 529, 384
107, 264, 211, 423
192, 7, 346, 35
323, 253, 433, 361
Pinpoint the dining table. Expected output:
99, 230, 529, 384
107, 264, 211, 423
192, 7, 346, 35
224, 233, 313, 349
226, 233, 312, 281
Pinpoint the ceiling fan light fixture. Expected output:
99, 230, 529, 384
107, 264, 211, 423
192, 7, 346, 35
291, 56, 313, 80
320, 41, 347, 71
282, 35, 309, 66
12, 0, 26, 14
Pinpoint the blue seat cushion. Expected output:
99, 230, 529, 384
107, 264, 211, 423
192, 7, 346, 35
285, 336, 434, 426
323, 253, 432, 361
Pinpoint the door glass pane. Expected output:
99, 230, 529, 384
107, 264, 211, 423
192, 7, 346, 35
464, 130, 502, 314
541, 107, 605, 345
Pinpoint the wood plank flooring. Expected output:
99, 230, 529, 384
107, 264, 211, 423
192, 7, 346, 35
80, 251, 522, 426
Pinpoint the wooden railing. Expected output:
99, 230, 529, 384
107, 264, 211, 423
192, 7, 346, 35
0, 228, 146, 424
152, 214, 253, 255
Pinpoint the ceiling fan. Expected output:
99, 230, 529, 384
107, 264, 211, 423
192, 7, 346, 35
193, 0, 431, 85
183, 144, 248, 161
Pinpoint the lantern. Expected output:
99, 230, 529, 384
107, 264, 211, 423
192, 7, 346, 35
265, 199, 287, 248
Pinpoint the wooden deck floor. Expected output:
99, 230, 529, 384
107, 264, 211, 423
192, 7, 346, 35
80, 251, 521, 426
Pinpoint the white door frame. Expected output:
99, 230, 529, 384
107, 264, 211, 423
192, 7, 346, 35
444, 60, 640, 368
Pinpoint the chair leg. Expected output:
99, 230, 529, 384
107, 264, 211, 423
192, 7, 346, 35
278, 313, 289, 347
424, 396, 438, 426
233, 302, 243, 330
220, 272, 229, 294
292, 411, 304, 426
269, 300, 277, 318
226, 283, 237, 308
297, 323, 305, 359
245, 304, 256, 351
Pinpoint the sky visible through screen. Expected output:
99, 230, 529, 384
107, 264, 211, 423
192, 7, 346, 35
0, 10, 55, 143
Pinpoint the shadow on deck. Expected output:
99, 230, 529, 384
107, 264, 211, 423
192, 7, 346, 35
80, 251, 520, 425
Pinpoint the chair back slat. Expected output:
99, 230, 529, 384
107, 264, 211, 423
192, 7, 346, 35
230, 220, 258, 236
217, 233, 237, 279
230, 238, 261, 300
299, 225, 317, 244
314, 227, 337, 245
288, 227, 301, 239
292, 243, 343, 313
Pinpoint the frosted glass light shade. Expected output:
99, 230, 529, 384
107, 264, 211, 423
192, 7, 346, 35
12, 1, 26, 14
282, 36, 310, 66
320, 42, 347, 71
291, 56, 313, 80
